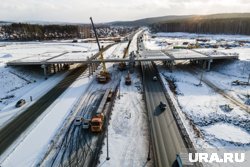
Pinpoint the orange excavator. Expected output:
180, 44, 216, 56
90, 17, 110, 83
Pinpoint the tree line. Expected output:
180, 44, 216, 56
2, 23, 79, 40
150, 18, 250, 35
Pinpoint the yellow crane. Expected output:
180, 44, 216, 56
90, 17, 110, 83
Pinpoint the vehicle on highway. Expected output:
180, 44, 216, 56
82, 119, 90, 129
153, 76, 157, 81
74, 116, 83, 126
15, 99, 26, 108
176, 154, 183, 167
90, 113, 104, 132
159, 101, 166, 111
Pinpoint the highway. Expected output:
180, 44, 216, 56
141, 61, 187, 167
0, 45, 113, 156
0, 64, 88, 155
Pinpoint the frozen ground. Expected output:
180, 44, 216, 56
98, 70, 153, 167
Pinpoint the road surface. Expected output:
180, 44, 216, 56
141, 61, 187, 167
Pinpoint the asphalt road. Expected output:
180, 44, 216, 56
141, 61, 187, 167
0, 64, 88, 155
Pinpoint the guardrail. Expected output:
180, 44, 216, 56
152, 62, 203, 167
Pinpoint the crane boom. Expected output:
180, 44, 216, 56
90, 17, 101, 51
89, 17, 110, 83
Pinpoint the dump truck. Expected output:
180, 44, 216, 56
90, 89, 111, 132
90, 113, 104, 132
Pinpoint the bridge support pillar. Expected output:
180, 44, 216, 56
207, 59, 212, 71
41, 64, 47, 79
56, 64, 59, 72
53, 64, 56, 73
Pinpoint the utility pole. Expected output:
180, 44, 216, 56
198, 70, 203, 86
248, 74, 250, 84
106, 125, 110, 160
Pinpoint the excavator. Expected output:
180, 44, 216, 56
90, 17, 110, 83
118, 40, 132, 71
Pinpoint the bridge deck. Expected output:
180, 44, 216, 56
6, 49, 238, 66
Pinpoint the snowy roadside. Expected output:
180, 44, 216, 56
98, 70, 153, 167
0, 68, 94, 167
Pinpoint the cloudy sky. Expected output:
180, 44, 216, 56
0, 0, 249, 23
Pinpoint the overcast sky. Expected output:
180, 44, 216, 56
0, 0, 249, 23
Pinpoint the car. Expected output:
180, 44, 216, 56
82, 119, 91, 129
159, 101, 166, 111
153, 76, 157, 81
15, 99, 26, 108
74, 116, 83, 126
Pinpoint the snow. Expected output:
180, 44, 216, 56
203, 123, 250, 144
98, 70, 153, 167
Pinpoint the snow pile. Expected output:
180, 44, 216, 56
98, 71, 152, 167
161, 69, 250, 147
202, 123, 250, 144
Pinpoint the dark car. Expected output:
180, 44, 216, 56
15, 99, 26, 108
159, 101, 166, 111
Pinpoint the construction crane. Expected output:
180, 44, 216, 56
90, 17, 110, 83
118, 38, 132, 71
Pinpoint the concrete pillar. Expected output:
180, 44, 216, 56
170, 61, 174, 72
88, 64, 91, 77
53, 64, 56, 73
41, 64, 47, 79
203, 60, 206, 70
57, 64, 60, 72
207, 59, 212, 71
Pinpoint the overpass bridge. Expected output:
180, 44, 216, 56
6, 48, 238, 76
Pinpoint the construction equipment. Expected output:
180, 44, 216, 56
118, 40, 132, 71
91, 113, 104, 132
125, 71, 132, 85
231, 80, 250, 86
90, 17, 110, 83
90, 89, 111, 132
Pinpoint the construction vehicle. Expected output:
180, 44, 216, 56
125, 71, 132, 85
90, 17, 110, 83
90, 89, 111, 132
118, 40, 132, 71
90, 113, 104, 132
231, 80, 250, 86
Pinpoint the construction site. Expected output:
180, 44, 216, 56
0, 14, 250, 167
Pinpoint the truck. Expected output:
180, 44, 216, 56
90, 113, 104, 132
90, 89, 111, 132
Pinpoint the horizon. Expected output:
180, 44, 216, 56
1, 12, 250, 24
0, 0, 250, 23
